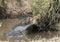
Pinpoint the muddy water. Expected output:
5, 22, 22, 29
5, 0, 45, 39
0, 19, 18, 40
0, 19, 60, 42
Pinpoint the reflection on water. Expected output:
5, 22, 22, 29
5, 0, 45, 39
0, 19, 60, 42
6, 24, 31, 37
5, 24, 32, 42
5, 23, 60, 42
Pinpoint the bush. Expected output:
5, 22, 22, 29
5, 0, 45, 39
0, 0, 7, 19
31, 0, 60, 32
31, 0, 50, 15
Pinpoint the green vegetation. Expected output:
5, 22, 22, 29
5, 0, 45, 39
0, 0, 7, 19
31, 0, 60, 32
31, 0, 50, 15
0, 0, 60, 31
0, 0, 7, 7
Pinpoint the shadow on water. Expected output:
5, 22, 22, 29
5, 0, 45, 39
5, 24, 60, 42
